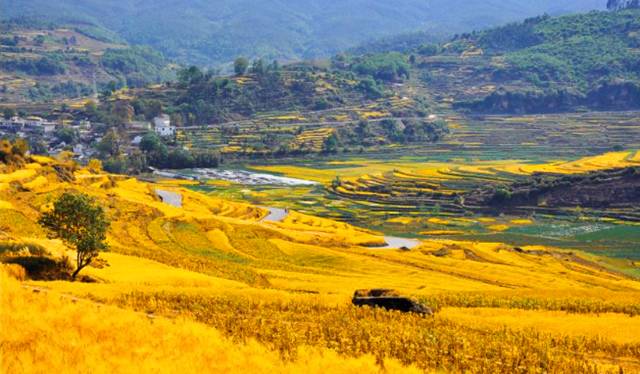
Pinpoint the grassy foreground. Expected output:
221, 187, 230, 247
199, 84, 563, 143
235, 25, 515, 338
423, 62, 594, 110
0, 270, 416, 373
1, 156, 640, 372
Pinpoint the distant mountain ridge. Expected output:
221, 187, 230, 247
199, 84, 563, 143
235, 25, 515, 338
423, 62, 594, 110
1, 0, 604, 66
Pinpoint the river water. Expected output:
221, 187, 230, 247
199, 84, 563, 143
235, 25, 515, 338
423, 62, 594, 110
154, 168, 317, 186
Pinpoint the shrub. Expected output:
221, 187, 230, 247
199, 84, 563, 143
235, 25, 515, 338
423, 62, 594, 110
4, 256, 73, 281
0, 241, 48, 257
351, 52, 410, 82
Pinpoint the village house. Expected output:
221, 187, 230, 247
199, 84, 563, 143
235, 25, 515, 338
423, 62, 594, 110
153, 114, 175, 137
0, 116, 58, 136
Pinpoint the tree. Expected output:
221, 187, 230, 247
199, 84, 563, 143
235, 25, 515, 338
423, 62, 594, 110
139, 132, 168, 167
357, 77, 384, 99
356, 120, 371, 138
113, 101, 134, 123
417, 44, 440, 56
177, 66, 203, 86
3, 107, 15, 120
143, 99, 163, 120
331, 176, 342, 189
139, 132, 163, 153
84, 100, 98, 116
381, 119, 406, 142
101, 80, 118, 99
250, 59, 266, 76
54, 127, 77, 144
322, 133, 339, 154
34, 35, 45, 46
234, 57, 249, 76
39, 193, 109, 281
97, 128, 121, 157
103, 156, 127, 173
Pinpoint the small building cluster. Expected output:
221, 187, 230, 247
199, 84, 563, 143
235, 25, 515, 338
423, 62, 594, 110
0, 113, 176, 161
0, 116, 57, 137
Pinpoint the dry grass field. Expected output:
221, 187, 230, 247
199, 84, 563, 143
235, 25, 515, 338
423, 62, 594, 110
2, 156, 640, 372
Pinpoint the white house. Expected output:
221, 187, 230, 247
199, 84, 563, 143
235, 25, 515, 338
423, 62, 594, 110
153, 114, 175, 137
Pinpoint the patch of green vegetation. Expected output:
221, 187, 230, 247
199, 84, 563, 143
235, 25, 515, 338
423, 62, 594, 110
0, 55, 67, 76
450, 9, 640, 112
347, 52, 411, 82
167, 221, 248, 264
101, 46, 172, 87
0, 20, 172, 102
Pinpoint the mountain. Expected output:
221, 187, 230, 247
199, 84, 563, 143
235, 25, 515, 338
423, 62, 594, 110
1, 0, 604, 66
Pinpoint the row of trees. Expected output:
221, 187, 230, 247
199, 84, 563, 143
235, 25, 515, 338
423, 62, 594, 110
328, 119, 449, 149
96, 129, 220, 174
0, 56, 66, 75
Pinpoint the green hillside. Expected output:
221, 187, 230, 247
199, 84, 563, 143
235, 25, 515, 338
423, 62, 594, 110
0, 20, 174, 103
1, 0, 603, 66
347, 8, 640, 114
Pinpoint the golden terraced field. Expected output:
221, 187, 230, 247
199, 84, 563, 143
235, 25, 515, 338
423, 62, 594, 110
2, 156, 640, 373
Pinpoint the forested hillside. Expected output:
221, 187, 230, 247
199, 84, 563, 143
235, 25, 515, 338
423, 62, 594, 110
0, 20, 174, 103
349, 7, 640, 114
1, 0, 603, 66
454, 8, 640, 112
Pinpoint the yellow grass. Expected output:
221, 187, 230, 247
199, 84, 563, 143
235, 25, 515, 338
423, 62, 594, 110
1, 270, 416, 374
441, 307, 640, 344
3, 157, 640, 372
0, 169, 36, 183
359, 111, 389, 119
386, 217, 414, 224
477, 217, 496, 223
0, 200, 13, 209
251, 150, 640, 195
427, 217, 450, 225
22, 176, 48, 190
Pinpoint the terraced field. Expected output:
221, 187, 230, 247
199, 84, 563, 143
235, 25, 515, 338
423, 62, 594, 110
189, 111, 640, 262
3, 156, 640, 372
174, 95, 418, 154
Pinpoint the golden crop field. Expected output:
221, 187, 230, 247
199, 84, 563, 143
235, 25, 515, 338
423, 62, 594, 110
254, 150, 640, 188
2, 156, 640, 372
0, 270, 417, 374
